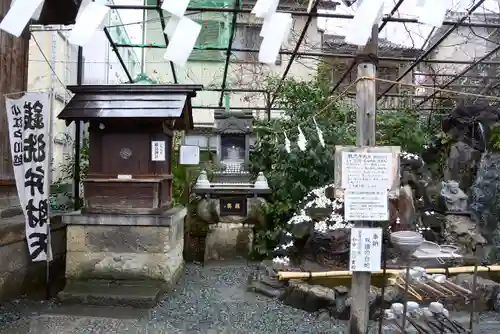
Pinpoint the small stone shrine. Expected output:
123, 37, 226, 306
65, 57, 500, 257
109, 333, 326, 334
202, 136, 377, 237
56, 84, 202, 306
193, 111, 271, 261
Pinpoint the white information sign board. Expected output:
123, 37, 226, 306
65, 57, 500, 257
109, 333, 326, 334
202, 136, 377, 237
180, 145, 200, 165
341, 152, 393, 190
344, 190, 388, 221
349, 228, 383, 272
151, 141, 166, 161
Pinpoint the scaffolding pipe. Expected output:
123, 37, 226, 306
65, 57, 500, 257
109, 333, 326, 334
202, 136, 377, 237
268, 0, 320, 108
103, 27, 134, 82
113, 43, 500, 65
414, 44, 500, 108
377, 0, 488, 100
218, 0, 240, 107
156, 0, 178, 83
105, 4, 500, 29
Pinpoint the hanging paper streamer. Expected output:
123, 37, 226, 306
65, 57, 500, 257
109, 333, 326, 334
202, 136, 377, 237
297, 126, 307, 151
69, 1, 110, 46
259, 13, 293, 64
164, 16, 180, 39
161, 0, 190, 18
313, 118, 325, 147
0, 0, 45, 37
259, 0, 280, 37
344, 0, 385, 46
284, 133, 291, 153
416, 0, 451, 27
252, 0, 280, 18
164, 17, 201, 67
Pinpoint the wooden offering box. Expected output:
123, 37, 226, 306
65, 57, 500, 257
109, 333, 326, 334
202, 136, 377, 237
58, 84, 202, 215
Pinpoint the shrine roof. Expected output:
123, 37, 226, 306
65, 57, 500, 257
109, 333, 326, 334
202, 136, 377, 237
57, 84, 203, 130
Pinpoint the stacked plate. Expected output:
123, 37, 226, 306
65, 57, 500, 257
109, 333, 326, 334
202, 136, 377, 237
390, 231, 424, 258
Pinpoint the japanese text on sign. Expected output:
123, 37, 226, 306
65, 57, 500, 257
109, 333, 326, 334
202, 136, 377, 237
344, 190, 389, 221
341, 152, 393, 190
349, 228, 382, 272
6, 93, 52, 262
151, 141, 166, 161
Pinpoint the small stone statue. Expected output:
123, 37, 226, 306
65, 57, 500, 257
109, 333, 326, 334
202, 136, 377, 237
439, 180, 468, 212
195, 170, 211, 189
254, 172, 269, 189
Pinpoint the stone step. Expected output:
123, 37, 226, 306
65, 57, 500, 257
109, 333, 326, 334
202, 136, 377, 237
58, 280, 162, 308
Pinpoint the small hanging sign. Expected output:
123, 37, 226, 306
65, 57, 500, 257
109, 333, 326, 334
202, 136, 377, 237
179, 145, 200, 165
349, 227, 383, 272
151, 141, 166, 161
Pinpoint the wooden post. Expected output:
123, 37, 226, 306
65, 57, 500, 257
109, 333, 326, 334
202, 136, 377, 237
349, 25, 378, 334
0, 0, 30, 216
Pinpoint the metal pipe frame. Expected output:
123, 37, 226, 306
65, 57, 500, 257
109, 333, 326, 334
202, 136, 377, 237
103, 0, 497, 112
330, 0, 406, 94
113, 43, 500, 65
103, 27, 134, 82
106, 4, 500, 29
414, 44, 500, 108
268, 0, 321, 108
376, 0, 488, 101
218, 0, 240, 107
156, 0, 178, 83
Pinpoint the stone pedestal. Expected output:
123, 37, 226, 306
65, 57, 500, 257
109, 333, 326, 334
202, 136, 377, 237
59, 207, 186, 306
204, 223, 254, 261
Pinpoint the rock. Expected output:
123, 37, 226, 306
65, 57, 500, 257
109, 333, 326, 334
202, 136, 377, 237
443, 215, 487, 252
280, 280, 336, 312
449, 274, 500, 311
442, 103, 500, 152
438, 180, 468, 212
445, 141, 481, 190
469, 152, 500, 246
247, 197, 267, 227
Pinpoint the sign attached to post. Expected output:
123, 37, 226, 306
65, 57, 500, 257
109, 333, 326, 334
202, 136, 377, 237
344, 189, 388, 221
349, 227, 383, 272
151, 141, 166, 161
179, 145, 200, 165
341, 151, 393, 190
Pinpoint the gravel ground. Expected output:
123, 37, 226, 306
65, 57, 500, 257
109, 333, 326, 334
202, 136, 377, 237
0, 262, 344, 334
1, 262, 500, 333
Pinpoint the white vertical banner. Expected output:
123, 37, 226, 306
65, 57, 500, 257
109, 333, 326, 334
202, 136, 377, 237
6, 92, 52, 262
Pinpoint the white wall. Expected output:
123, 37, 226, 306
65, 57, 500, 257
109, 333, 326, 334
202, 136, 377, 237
28, 31, 77, 182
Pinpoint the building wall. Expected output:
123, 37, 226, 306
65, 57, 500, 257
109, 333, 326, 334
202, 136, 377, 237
28, 31, 78, 183
144, 11, 323, 125
419, 13, 500, 92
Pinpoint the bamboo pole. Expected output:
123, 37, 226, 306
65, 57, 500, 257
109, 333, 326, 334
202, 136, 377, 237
277, 265, 500, 280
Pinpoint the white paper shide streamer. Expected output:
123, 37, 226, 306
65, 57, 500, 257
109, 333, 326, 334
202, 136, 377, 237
313, 118, 325, 147
0, 0, 44, 37
251, 0, 280, 18
344, 0, 385, 46
69, 1, 110, 46
164, 17, 202, 67
284, 132, 291, 153
6, 92, 53, 262
258, 13, 292, 64
297, 126, 307, 151
161, 0, 190, 18
416, 0, 451, 28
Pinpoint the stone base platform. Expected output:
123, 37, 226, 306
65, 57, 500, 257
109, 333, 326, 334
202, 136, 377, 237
205, 223, 254, 261
58, 279, 163, 308
58, 207, 186, 306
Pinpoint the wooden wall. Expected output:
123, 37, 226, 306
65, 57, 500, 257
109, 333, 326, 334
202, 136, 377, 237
0, 0, 30, 210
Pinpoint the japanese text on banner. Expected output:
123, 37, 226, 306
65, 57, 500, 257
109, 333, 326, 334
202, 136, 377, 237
6, 92, 52, 262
